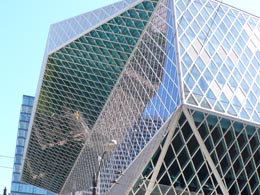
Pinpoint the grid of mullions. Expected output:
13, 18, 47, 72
23, 0, 260, 194
129, 113, 224, 195
189, 109, 260, 195
22, 1, 160, 193
40, 1, 158, 128
61, 0, 181, 193
46, 0, 148, 55
176, 0, 260, 124
128, 109, 259, 195
99, 1, 180, 193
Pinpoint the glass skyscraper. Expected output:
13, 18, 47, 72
11, 95, 55, 195
21, 0, 259, 195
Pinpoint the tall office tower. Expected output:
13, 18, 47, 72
11, 95, 56, 195
21, 0, 259, 194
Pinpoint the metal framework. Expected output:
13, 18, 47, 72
21, 0, 259, 194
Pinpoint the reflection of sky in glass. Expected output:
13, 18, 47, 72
105, 2, 180, 192
178, 0, 260, 123
143, 1, 179, 121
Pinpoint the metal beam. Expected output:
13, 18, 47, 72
144, 108, 182, 195
183, 106, 229, 195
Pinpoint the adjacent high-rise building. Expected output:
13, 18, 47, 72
11, 95, 56, 195
21, 0, 259, 194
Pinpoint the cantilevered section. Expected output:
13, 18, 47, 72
21, 0, 159, 193
45, 0, 143, 55
22, 0, 260, 194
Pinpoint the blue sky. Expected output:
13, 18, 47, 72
0, 0, 259, 193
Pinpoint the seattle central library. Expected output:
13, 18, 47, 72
21, 0, 259, 194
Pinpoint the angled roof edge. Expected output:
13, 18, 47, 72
45, 0, 144, 56
212, 0, 260, 19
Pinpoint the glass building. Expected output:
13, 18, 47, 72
11, 95, 56, 195
21, 0, 259, 194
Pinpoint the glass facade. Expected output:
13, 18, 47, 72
129, 110, 259, 195
178, 0, 260, 124
21, 0, 259, 195
11, 95, 56, 195
125, 0, 260, 194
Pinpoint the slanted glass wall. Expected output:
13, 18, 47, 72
177, 0, 260, 124
100, 0, 180, 193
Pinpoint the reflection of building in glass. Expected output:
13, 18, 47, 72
21, 0, 259, 195
11, 95, 56, 195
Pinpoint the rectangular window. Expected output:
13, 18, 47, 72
21, 105, 32, 114
14, 155, 22, 164
16, 138, 25, 146
19, 121, 29, 129
18, 130, 27, 138
16, 146, 24, 155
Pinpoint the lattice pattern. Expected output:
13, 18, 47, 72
188, 109, 260, 195
61, 0, 180, 193
21, 0, 260, 194
21, 0, 159, 193
177, 0, 260, 124
45, 0, 141, 54
11, 96, 56, 195
21, 0, 181, 193
128, 109, 259, 195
